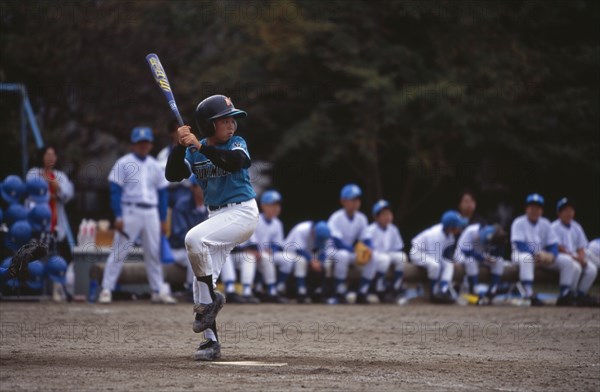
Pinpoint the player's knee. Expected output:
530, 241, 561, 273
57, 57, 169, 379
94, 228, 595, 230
184, 231, 206, 254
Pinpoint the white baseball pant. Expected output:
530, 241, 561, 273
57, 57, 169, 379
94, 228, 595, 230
567, 256, 598, 294
462, 256, 504, 279
512, 251, 577, 286
185, 200, 258, 295
102, 205, 164, 292
410, 250, 454, 283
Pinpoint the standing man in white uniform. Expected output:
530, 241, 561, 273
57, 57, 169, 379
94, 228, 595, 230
99, 127, 176, 304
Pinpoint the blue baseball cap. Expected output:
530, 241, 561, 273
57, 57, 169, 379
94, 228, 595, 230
372, 199, 391, 216
526, 193, 544, 206
5, 220, 32, 251
28, 204, 52, 232
26, 177, 49, 204
260, 190, 282, 205
340, 184, 362, 200
314, 221, 331, 250
46, 255, 67, 284
5, 204, 28, 226
26, 260, 45, 290
131, 126, 154, 143
1, 175, 25, 204
479, 225, 496, 245
441, 210, 469, 230
556, 197, 573, 213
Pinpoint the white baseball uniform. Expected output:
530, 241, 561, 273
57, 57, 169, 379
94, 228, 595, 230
587, 239, 600, 268
328, 209, 369, 293
551, 219, 596, 294
102, 153, 169, 293
455, 224, 505, 281
410, 223, 456, 290
511, 215, 576, 297
220, 213, 283, 296
360, 222, 406, 291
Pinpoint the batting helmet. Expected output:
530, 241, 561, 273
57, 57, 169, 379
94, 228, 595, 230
441, 210, 468, 230
340, 184, 362, 200
195, 95, 247, 136
28, 204, 52, 232
260, 190, 282, 205
46, 255, 67, 284
26, 177, 50, 204
1, 175, 25, 205
5, 220, 33, 251
5, 204, 29, 226
26, 260, 45, 290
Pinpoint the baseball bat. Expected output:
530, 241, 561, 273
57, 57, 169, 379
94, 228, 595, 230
145, 53, 196, 151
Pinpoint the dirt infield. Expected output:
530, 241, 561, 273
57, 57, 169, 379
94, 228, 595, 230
1, 301, 599, 391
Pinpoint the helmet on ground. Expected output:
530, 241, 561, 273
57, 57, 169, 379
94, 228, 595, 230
1, 175, 25, 204
46, 255, 67, 284
28, 204, 52, 232
5, 220, 32, 251
26, 177, 49, 203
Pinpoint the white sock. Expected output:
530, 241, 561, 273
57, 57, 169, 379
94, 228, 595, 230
198, 280, 213, 304
204, 328, 217, 342
242, 284, 252, 296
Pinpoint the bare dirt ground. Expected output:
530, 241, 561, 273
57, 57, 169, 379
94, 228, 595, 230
1, 301, 599, 392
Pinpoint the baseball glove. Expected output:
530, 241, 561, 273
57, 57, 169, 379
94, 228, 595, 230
8, 239, 49, 283
354, 241, 372, 266
534, 251, 554, 265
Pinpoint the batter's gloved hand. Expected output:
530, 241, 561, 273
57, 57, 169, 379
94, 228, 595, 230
8, 239, 49, 283
534, 251, 554, 265
354, 241, 372, 266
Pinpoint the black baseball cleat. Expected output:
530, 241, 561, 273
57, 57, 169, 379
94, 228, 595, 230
431, 291, 455, 304
577, 295, 599, 307
241, 295, 260, 304
529, 295, 545, 307
356, 293, 368, 304
193, 292, 226, 333
556, 293, 578, 307
261, 295, 289, 304
225, 292, 246, 304
193, 339, 221, 361
297, 294, 311, 304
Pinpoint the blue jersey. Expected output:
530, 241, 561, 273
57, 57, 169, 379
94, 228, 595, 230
184, 136, 256, 206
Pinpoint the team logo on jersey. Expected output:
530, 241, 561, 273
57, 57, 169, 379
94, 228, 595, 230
192, 160, 230, 179
225, 96, 233, 107
233, 141, 243, 149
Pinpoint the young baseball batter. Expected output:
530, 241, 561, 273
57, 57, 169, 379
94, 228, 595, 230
511, 194, 577, 306
551, 198, 597, 306
165, 95, 258, 361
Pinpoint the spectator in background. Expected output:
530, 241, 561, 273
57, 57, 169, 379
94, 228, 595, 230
457, 189, 485, 225
26, 146, 74, 257
26, 146, 74, 301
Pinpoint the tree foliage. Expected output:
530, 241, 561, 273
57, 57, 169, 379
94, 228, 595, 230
1, 0, 598, 236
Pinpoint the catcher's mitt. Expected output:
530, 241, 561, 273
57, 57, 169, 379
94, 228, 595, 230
8, 239, 49, 284
354, 241, 372, 266
534, 251, 554, 265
